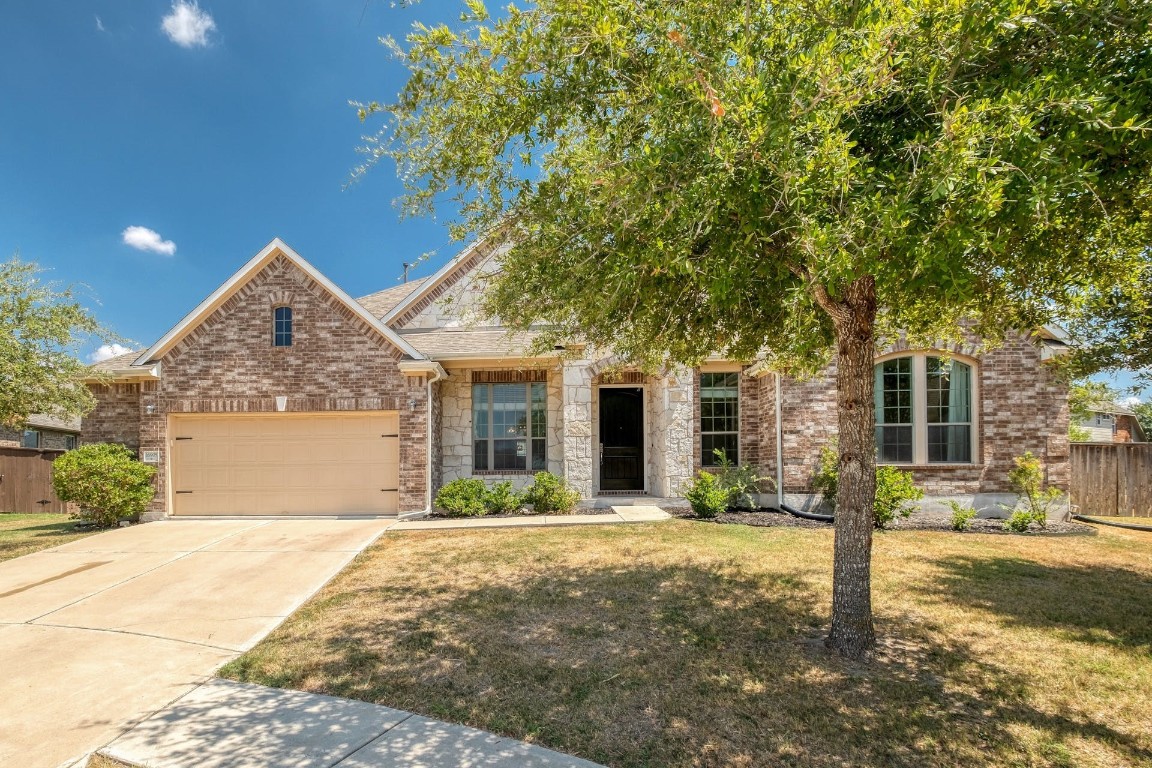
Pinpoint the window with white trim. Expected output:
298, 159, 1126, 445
700, 372, 739, 466
875, 355, 975, 464
473, 383, 547, 471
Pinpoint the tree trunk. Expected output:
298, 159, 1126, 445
814, 275, 878, 660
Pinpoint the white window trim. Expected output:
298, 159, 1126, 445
700, 371, 740, 467
471, 381, 547, 474
876, 351, 980, 466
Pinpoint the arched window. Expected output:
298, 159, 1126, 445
875, 354, 974, 464
273, 306, 293, 347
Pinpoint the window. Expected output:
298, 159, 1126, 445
273, 306, 293, 347
64, 434, 78, 450
21, 429, 40, 449
473, 383, 546, 471
875, 355, 974, 464
700, 372, 739, 466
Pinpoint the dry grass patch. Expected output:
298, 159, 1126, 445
0, 513, 97, 562
221, 521, 1152, 768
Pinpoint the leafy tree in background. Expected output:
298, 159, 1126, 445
1066, 254, 1152, 389
1068, 380, 1120, 441
365, 0, 1152, 658
0, 257, 107, 429
1132, 401, 1152, 438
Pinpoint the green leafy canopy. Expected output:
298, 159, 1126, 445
0, 257, 114, 429
364, 0, 1152, 372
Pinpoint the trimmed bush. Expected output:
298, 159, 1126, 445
684, 471, 728, 519
1003, 510, 1036, 533
52, 443, 156, 528
525, 471, 580, 514
710, 449, 772, 510
484, 481, 524, 515
434, 478, 488, 517
812, 443, 923, 529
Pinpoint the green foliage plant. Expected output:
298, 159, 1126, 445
52, 444, 156, 528
484, 480, 524, 515
1004, 451, 1063, 529
711, 448, 772, 511
946, 501, 978, 532
684, 471, 729, 519
812, 444, 840, 510
1003, 510, 1036, 533
525, 471, 581, 514
435, 478, 488, 517
0, 257, 115, 428
873, 466, 924, 530
366, 0, 1152, 659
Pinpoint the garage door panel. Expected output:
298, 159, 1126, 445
171, 412, 400, 516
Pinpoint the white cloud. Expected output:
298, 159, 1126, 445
89, 343, 132, 363
1120, 395, 1142, 409
95, 15, 105, 32
161, 1, 216, 48
122, 225, 177, 255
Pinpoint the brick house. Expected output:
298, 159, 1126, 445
83, 237, 1070, 520
0, 415, 81, 451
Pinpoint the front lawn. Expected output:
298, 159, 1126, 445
0, 513, 97, 562
221, 521, 1152, 768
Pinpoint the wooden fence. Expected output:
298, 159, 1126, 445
1069, 443, 1152, 518
0, 447, 69, 514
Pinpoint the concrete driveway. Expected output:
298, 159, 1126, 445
0, 519, 390, 768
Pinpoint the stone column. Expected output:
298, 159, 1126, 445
561, 359, 594, 498
660, 367, 695, 497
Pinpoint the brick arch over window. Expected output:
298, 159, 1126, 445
873, 350, 980, 465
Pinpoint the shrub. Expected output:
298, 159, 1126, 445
52, 443, 156, 528
1005, 451, 1063, 529
812, 442, 923, 529
874, 466, 924, 529
710, 449, 772, 510
484, 481, 524, 515
525, 471, 580, 514
684, 471, 729, 519
812, 443, 839, 509
947, 501, 978, 531
434, 478, 488, 517
1003, 510, 1036, 533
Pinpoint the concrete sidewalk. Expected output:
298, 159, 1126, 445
101, 678, 603, 768
388, 505, 670, 530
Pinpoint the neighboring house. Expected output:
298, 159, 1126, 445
82, 237, 1070, 520
1077, 402, 1147, 443
0, 415, 81, 451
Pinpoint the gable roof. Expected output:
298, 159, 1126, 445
357, 278, 431, 320
396, 327, 544, 360
381, 232, 506, 329
134, 238, 424, 365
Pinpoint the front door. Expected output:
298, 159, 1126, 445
599, 387, 644, 492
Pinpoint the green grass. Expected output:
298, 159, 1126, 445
221, 521, 1152, 768
0, 513, 98, 562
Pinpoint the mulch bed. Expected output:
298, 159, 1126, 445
671, 506, 1096, 535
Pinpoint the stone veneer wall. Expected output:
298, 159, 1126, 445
84, 254, 431, 519
768, 333, 1069, 508
436, 365, 564, 492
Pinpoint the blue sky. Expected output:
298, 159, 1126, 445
1, 0, 461, 359
2, 2, 1145, 401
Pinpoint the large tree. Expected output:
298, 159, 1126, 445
364, 0, 1152, 658
0, 257, 104, 429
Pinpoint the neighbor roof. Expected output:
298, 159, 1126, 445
25, 414, 81, 433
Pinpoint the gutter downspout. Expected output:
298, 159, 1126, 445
775, 371, 834, 523
424, 365, 445, 516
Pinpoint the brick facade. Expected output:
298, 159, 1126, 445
83, 254, 431, 518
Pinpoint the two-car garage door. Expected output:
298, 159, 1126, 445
170, 412, 400, 516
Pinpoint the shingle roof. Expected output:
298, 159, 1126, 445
397, 327, 543, 359
357, 278, 431, 320
89, 350, 144, 372
25, 414, 81, 432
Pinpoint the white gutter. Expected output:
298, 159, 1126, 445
775, 373, 784, 508
397, 360, 447, 516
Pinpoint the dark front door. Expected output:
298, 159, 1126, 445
599, 387, 644, 491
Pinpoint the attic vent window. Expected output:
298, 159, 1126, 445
273, 306, 293, 347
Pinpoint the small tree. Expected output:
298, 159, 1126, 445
0, 257, 112, 429
1004, 451, 1064, 528
53, 444, 156, 528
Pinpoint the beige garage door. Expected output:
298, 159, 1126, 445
170, 412, 400, 516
